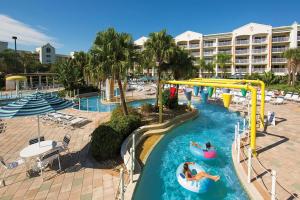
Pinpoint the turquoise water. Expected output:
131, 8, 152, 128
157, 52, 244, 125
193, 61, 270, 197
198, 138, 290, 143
75, 96, 155, 112
133, 102, 249, 200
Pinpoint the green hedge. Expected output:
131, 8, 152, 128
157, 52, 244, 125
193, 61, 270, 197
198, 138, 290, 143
90, 124, 122, 160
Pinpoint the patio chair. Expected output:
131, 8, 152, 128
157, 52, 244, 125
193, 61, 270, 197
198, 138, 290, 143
291, 93, 299, 102
284, 92, 293, 100
56, 134, 71, 156
34, 149, 61, 177
29, 136, 45, 145
0, 156, 24, 186
271, 97, 284, 105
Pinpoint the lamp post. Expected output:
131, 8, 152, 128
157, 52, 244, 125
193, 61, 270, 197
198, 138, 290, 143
12, 36, 17, 70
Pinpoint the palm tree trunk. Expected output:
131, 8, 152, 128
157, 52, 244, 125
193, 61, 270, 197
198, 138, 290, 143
155, 68, 161, 108
117, 79, 128, 115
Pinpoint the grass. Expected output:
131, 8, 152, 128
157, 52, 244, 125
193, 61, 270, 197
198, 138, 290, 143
266, 84, 300, 93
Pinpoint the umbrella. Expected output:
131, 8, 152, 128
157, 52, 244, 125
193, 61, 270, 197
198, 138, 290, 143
0, 92, 73, 145
6, 75, 27, 97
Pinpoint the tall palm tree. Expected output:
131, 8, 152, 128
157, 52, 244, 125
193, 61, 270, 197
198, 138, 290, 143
144, 30, 175, 107
215, 53, 232, 78
73, 51, 91, 85
283, 48, 300, 86
92, 28, 135, 115
19, 52, 38, 73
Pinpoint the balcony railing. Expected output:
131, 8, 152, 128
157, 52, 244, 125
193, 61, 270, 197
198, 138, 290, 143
252, 59, 267, 64
218, 50, 231, 54
252, 49, 267, 53
235, 49, 249, 54
272, 58, 287, 63
253, 38, 267, 43
252, 68, 265, 73
218, 41, 231, 46
272, 37, 289, 42
204, 51, 214, 56
235, 59, 249, 63
189, 44, 200, 48
236, 40, 249, 45
205, 60, 213, 64
204, 43, 215, 47
235, 68, 248, 73
271, 68, 288, 73
272, 47, 288, 53
191, 52, 200, 57
178, 45, 187, 49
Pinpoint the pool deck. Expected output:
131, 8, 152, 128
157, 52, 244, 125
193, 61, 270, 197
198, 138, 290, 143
0, 109, 122, 200
231, 101, 300, 199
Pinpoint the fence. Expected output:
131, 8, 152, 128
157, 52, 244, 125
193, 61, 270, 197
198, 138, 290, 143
234, 121, 298, 200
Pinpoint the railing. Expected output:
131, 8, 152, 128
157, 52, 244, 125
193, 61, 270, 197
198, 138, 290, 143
203, 42, 215, 47
252, 68, 266, 73
235, 68, 248, 73
253, 38, 267, 43
252, 59, 267, 64
178, 45, 187, 49
272, 37, 289, 42
272, 58, 287, 63
236, 59, 249, 64
205, 60, 213, 64
218, 41, 231, 46
272, 47, 288, 53
218, 50, 231, 54
236, 40, 249, 45
189, 44, 200, 48
191, 52, 200, 57
235, 49, 249, 54
203, 51, 214, 56
271, 68, 288, 73
252, 49, 266, 54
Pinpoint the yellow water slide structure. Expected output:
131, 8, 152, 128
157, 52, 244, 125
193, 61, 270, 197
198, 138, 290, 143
159, 79, 265, 155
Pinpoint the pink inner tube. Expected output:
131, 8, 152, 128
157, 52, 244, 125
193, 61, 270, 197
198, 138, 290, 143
203, 150, 217, 159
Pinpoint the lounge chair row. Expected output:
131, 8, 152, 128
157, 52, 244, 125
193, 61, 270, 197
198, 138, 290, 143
41, 112, 89, 129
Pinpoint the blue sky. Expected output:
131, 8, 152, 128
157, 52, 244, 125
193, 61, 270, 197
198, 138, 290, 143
0, 0, 300, 54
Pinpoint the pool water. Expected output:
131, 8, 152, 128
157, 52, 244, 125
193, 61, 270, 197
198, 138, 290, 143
75, 96, 155, 112
133, 102, 249, 200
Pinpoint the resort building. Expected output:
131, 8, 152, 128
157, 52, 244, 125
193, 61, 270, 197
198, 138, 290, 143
0, 41, 8, 52
135, 22, 300, 76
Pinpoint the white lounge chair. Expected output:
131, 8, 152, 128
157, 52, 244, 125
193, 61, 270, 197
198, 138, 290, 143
284, 92, 293, 100
271, 97, 284, 105
291, 93, 299, 102
265, 95, 272, 102
68, 117, 88, 127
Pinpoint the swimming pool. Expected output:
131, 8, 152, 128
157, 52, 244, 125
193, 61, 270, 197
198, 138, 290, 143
133, 102, 249, 200
74, 96, 155, 112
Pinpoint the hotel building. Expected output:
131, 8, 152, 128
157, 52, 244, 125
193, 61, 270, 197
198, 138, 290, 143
134, 22, 300, 76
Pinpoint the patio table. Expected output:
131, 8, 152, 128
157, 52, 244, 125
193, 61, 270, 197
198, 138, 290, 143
20, 140, 57, 158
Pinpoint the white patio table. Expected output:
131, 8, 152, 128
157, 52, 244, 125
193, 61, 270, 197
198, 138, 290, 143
20, 140, 57, 158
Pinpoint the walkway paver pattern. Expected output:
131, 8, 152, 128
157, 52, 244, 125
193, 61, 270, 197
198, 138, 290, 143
0, 109, 121, 200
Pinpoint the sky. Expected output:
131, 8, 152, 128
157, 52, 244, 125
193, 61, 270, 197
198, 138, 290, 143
0, 0, 300, 55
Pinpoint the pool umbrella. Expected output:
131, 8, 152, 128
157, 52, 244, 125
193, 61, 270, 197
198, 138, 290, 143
0, 92, 73, 145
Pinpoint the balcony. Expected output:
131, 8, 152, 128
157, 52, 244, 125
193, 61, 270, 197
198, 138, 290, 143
298, 36, 300, 40
272, 58, 287, 63
178, 44, 187, 49
252, 49, 267, 54
218, 50, 231, 54
252, 68, 265, 73
272, 37, 289, 42
236, 40, 249, 45
218, 41, 231, 46
271, 68, 288, 73
252, 59, 267, 64
203, 51, 215, 56
205, 60, 213, 64
235, 49, 249, 54
204, 42, 215, 47
235, 59, 249, 64
272, 47, 288, 53
189, 44, 200, 48
235, 68, 248, 73
253, 38, 267, 44
191, 52, 200, 57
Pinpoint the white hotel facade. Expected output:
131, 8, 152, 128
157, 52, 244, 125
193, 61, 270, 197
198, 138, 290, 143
134, 22, 300, 76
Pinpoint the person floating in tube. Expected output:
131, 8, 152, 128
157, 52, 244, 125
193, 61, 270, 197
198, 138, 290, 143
183, 162, 220, 182
191, 141, 214, 151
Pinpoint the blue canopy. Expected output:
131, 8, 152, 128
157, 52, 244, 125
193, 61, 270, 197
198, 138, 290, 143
0, 92, 73, 118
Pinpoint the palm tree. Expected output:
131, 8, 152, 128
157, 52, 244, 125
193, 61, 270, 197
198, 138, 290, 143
19, 52, 38, 73
215, 53, 232, 78
196, 58, 215, 77
283, 48, 300, 86
92, 28, 135, 115
137, 51, 155, 76
72, 51, 91, 85
144, 30, 175, 107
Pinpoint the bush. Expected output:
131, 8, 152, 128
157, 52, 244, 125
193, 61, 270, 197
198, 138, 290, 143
57, 90, 66, 98
141, 103, 153, 113
90, 124, 122, 160
162, 89, 178, 109
111, 105, 140, 119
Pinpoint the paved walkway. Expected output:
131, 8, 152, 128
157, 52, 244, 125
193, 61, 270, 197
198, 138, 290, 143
0, 109, 121, 200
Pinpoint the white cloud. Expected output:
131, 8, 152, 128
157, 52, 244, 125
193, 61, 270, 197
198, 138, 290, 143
0, 14, 62, 48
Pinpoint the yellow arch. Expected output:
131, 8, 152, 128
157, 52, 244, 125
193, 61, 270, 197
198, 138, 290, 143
160, 80, 260, 155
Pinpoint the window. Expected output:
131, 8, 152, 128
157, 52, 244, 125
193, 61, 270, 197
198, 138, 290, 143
46, 47, 51, 53
46, 55, 51, 58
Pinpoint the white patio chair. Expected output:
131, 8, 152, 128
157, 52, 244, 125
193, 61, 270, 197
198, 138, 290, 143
271, 97, 284, 105
265, 95, 272, 102
56, 134, 71, 156
284, 92, 293, 100
0, 157, 25, 186
34, 149, 61, 178
291, 93, 299, 102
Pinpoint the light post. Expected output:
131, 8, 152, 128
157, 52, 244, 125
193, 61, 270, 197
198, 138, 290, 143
12, 36, 17, 71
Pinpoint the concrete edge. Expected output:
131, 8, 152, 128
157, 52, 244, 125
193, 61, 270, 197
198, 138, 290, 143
231, 143, 264, 200
121, 109, 199, 200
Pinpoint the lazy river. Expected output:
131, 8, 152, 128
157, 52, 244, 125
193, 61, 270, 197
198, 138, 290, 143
133, 102, 249, 200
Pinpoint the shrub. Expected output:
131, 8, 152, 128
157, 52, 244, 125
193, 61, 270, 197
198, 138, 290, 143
111, 105, 140, 119
57, 90, 66, 98
141, 103, 153, 113
162, 89, 178, 109
90, 124, 122, 161
110, 114, 141, 139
